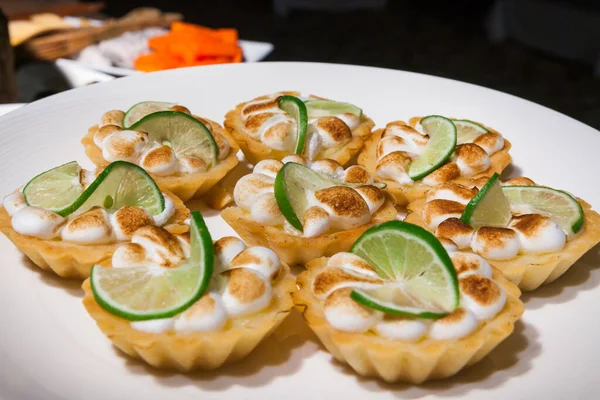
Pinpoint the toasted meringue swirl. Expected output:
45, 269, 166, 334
232, 155, 386, 237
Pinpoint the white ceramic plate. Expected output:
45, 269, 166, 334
0, 62, 598, 400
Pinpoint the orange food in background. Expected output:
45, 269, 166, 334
134, 22, 243, 72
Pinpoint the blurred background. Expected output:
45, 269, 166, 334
1, 0, 599, 129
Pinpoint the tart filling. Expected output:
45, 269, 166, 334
374, 119, 506, 186
93, 106, 230, 176
232, 155, 387, 238
4, 168, 175, 247
311, 250, 506, 341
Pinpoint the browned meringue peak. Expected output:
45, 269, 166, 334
253, 159, 284, 178
169, 105, 191, 114
314, 186, 371, 225
243, 112, 277, 135
79, 168, 99, 188
94, 124, 122, 146
344, 165, 373, 184
179, 156, 207, 173
376, 136, 417, 160
471, 176, 492, 190
375, 151, 411, 179
100, 110, 125, 127
314, 116, 352, 147
111, 205, 153, 241
421, 162, 461, 186
472, 133, 504, 154
324, 287, 377, 321
303, 206, 330, 234
326, 252, 379, 279
233, 173, 274, 210
113, 243, 147, 268
214, 236, 246, 271
504, 177, 536, 186
103, 130, 149, 162
509, 214, 566, 253
453, 143, 490, 177
212, 131, 231, 160
224, 268, 269, 305
312, 267, 384, 299
422, 199, 466, 230
262, 118, 296, 151
282, 154, 310, 166
140, 145, 177, 175
178, 293, 218, 321
434, 307, 470, 325
311, 159, 343, 178
241, 97, 282, 119
61, 207, 112, 244
459, 274, 504, 308
426, 183, 478, 205
194, 116, 213, 132
251, 192, 283, 225
471, 227, 520, 260
132, 225, 185, 267
436, 218, 474, 249
229, 246, 281, 280
450, 251, 492, 277
438, 237, 459, 252
384, 121, 429, 144
354, 185, 385, 213
510, 214, 548, 235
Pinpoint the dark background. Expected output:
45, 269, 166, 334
99, 0, 600, 129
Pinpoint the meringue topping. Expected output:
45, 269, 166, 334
436, 218, 474, 249
426, 183, 478, 205
110, 206, 153, 241
61, 208, 112, 244
214, 236, 247, 272
471, 227, 520, 261
12, 206, 66, 240
94, 124, 122, 147
421, 162, 461, 186
102, 130, 149, 163
222, 268, 272, 317
313, 116, 352, 148
140, 145, 178, 176
324, 288, 378, 332
510, 214, 566, 254
453, 144, 491, 177
422, 200, 466, 230
100, 110, 125, 127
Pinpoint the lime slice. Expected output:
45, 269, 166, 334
408, 115, 457, 180
274, 162, 347, 231
304, 100, 362, 118
77, 161, 164, 216
91, 211, 214, 320
278, 95, 308, 154
130, 111, 218, 168
453, 119, 489, 145
350, 221, 459, 318
23, 161, 84, 216
122, 101, 176, 129
503, 186, 584, 236
461, 173, 511, 228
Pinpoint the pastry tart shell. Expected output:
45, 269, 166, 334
81, 263, 296, 371
221, 198, 398, 266
224, 94, 375, 166
294, 257, 524, 383
82, 118, 240, 202
358, 128, 512, 206
406, 197, 600, 291
0, 191, 189, 280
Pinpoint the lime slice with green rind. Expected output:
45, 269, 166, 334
274, 162, 348, 231
130, 111, 218, 168
23, 161, 85, 216
461, 173, 511, 228
350, 221, 459, 318
90, 211, 214, 321
77, 161, 164, 216
278, 95, 308, 154
122, 101, 176, 129
503, 185, 584, 236
453, 119, 489, 145
304, 100, 363, 118
408, 115, 457, 180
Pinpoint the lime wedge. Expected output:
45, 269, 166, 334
23, 161, 84, 216
278, 95, 308, 154
77, 161, 164, 216
130, 111, 218, 168
461, 173, 511, 228
453, 119, 489, 145
304, 100, 362, 118
122, 101, 176, 129
350, 221, 459, 318
274, 162, 347, 231
91, 211, 213, 320
503, 186, 584, 236
408, 115, 457, 180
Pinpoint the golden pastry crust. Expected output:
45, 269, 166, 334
82, 118, 239, 202
294, 257, 523, 383
81, 263, 296, 371
358, 125, 512, 206
0, 191, 189, 280
406, 197, 600, 291
221, 198, 398, 266
224, 92, 375, 166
